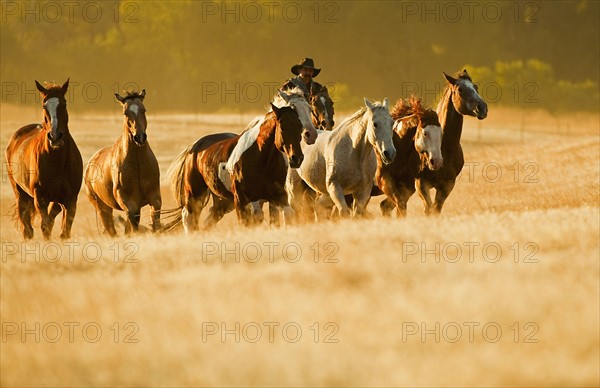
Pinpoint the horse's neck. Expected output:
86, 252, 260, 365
348, 115, 373, 162
437, 91, 463, 151
119, 124, 140, 157
254, 118, 278, 159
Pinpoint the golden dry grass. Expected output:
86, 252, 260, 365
1, 104, 598, 387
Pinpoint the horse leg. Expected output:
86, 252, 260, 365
433, 180, 456, 214
59, 199, 77, 239
379, 177, 400, 217
251, 201, 266, 225
380, 198, 395, 216
87, 190, 117, 236
148, 193, 162, 233
285, 169, 307, 218
268, 202, 280, 227
124, 205, 141, 234
415, 178, 434, 215
204, 195, 233, 229
326, 181, 351, 218
16, 187, 35, 239
352, 183, 373, 217
315, 194, 334, 221
33, 190, 52, 239
47, 202, 63, 232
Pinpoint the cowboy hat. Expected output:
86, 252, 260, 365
291, 58, 321, 77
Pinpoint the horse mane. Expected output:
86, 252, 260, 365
271, 87, 305, 109
120, 90, 145, 102
392, 96, 440, 129
256, 110, 278, 149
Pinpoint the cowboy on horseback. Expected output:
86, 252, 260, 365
281, 57, 331, 100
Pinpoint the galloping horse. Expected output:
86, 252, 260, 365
287, 98, 396, 218
416, 70, 488, 214
168, 104, 304, 232
5, 79, 83, 239
84, 90, 162, 235
375, 96, 443, 217
168, 88, 316, 232
309, 88, 335, 130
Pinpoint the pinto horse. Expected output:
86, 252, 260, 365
375, 96, 443, 217
84, 90, 162, 235
309, 88, 335, 131
416, 69, 488, 215
5, 79, 83, 239
168, 104, 303, 232
287, 98, 396, 218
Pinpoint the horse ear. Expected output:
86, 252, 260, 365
35, 80, 47, 94
462, 68, 469, 76
364, 98, 375, 110
115, 93, 125, 104
271, 103, 282, 117
140, 89, 146, 99
443, 72, 457, 85
61, 78, 70, 94
382, 97, 389, 109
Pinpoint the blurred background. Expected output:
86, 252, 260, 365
1, 0, 598, 113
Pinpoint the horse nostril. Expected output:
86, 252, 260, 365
57, 132, 63, 139
321, 120, 327, 127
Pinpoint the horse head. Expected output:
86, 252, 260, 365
443, 69, 488, 120
35, 79, 69, 149
271, 103, 304, 169
116, 89, 148, 146
309, 90, 334, 131
364, 97, 396, 165
275, 88, 318, 145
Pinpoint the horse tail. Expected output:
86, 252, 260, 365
165, 144, 193, 207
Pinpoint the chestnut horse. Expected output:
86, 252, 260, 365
168, 104, 303, 232
375, 96, 443, 217
416, 70, 488, 214
5, 79, 83, 239
84, 90, 162, 235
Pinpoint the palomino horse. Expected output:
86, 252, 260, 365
84, 90, 162, 235
168, 104, 303, 232
416, 70, 488, 214
375, 96, 443, 217
5, 79, 83, 239
309, 88, 335, 130
288, 98, 396, 218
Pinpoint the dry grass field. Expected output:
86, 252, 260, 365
1, 104, 598, 387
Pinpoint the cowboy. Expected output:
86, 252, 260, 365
281, 57, 330, 99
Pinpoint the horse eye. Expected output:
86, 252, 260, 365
373, 122, 378, 128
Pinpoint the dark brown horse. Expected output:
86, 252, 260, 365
309, 88, 335, 130
416, 69, 488, 214
168, 104, 303, 232
5, 79, 83, 239
84, 90, 162, 235
375, 96, 443, 216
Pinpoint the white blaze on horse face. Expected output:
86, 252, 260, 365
370, 108, 396, 164
45, 97, 60, 131
416, 125, 443, 170
129, 103, 139, 116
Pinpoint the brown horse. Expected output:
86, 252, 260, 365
5, 79, 83, 239
416, 69, 488, 214
168, 104, 303, 232
84, 90, 161, 235
375, 96, 443, 216
309, 88, 335, 130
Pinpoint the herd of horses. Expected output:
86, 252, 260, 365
5, 70, 488, 239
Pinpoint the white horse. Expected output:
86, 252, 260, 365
287, 98, 396, 218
